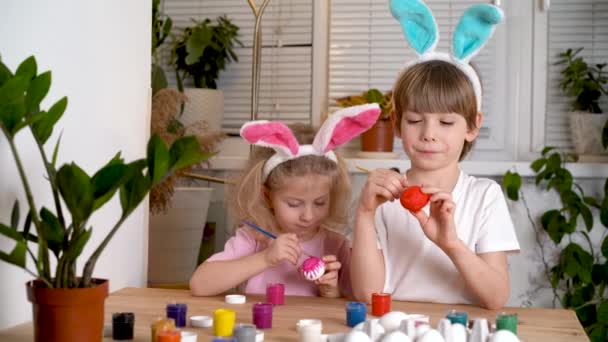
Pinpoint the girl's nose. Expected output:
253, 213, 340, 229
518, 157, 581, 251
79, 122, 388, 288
300, 206, 314, 222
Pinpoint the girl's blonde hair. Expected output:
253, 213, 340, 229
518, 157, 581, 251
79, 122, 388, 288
228, 123, 352, 239
392, 60, 479, 160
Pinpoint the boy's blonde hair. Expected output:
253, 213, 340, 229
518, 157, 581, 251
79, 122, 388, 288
392, 60, 479, 160
228, 123, 352, 238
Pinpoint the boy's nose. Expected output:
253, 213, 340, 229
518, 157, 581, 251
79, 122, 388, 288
422, 124, 437, 142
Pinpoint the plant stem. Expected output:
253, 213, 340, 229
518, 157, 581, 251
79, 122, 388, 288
3, 127, 51, 280
520, 187, 563, 306
31, 131, 67, 230
81, 214, 129, 287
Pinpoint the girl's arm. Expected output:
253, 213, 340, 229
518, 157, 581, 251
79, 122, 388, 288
190, 251, 270, 296
444, 244, 509, 309
190, 233, 301, 296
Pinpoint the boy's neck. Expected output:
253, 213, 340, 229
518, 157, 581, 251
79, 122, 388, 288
406, 165, 461, 192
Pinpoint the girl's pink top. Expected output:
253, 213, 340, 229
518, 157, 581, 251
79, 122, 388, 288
206, 226, 352, 297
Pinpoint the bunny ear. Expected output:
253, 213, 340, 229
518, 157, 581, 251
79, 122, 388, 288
313, 103, 381, 153
452, 4, 503, 62
240, 120, 299, 156
390, 0, 439, 56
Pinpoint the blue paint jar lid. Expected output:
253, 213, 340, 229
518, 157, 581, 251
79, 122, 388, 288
346, 301, 366, 313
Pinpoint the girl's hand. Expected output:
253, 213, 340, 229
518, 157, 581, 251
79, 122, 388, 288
358, 169, 408, 214
315, 255, 341, 298
410, 186, 460, 252
263, 233, 301, 267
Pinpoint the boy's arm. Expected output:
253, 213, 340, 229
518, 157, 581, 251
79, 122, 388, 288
444, 242, 510, 309
350, 210, 386, 303
189, 251, 269, 296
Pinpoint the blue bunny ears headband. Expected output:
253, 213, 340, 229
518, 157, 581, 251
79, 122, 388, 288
390, 0, 504, 111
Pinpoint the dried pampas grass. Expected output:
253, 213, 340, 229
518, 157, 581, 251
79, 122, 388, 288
150, 88, 226, 214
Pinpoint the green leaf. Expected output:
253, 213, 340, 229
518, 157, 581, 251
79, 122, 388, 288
598, 301, 608, 323
63, 228, 91, 262
15, 56, 37, 81
588, 323, 607, 342
25, 71, 51, 114
39, 207, 64, 257
546, 153, 562, 172
56, 163, 94, 224
601, 196, 608, 228
530, 158, 546, 172
119, 167, 151, 215
0, 222, 24, 241
602, 236, 608, 259
91, 162, 130, 210
541, 146, 555, 156
0, 241, 27, 268
30, 96, 67, 144
602, 119, 608, 149
169, 136, 209, 171
151, 64, 168, 96
584, 196, 601, 209
147, 134, 170, 185
551, 265, 563, 288
592, 263, 607, 285
576, 304, 597, 326
51, 133, 62, 168
0, 75, 29, 103
562, 243, 594, 284
542, 210, 566, 244
502, 171, 521, 201
10, 200, 19, 230
579, 204, 594, 231
0, 60, 13, 87
0, 101, 26, 136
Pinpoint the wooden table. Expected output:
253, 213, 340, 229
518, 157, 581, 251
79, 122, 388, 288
0, 287, 588, 341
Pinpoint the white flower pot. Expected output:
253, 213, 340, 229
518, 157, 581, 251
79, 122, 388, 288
180, 88, 224, 133
569, 112, 608, 156
148, 187, 214, 285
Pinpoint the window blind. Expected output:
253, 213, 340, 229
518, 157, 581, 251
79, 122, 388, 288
160, 0, 313, 132
329, 0, 508, 155
546, 0, 608, 150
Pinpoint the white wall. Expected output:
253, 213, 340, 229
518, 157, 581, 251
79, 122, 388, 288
0, 0, 151, 329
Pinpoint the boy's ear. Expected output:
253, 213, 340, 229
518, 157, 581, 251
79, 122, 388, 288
465, 112, 483, 142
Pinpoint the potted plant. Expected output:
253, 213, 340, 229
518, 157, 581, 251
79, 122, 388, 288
148, 88, 225, 286
0, 56, 210, 342
151, 0, 172, 95
170, 15, 242, 133
556, 47, 607, 155
336, 88, 394, 153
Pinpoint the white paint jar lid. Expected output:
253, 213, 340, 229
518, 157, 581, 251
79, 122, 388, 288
181, 331, 198, 342
225, 294, 247, 304
190, 315, 213, 328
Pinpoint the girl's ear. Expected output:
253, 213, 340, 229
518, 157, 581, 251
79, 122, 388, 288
390, 0, 439, 56
452, 4, 504, 63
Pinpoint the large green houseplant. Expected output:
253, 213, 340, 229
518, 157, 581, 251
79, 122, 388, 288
556, 47, 608, 155
151, 0, 173, 95
503, 148, 608, 341
335, 88, 394, 153
169, 15, 242, 133
0, 55, 209, 341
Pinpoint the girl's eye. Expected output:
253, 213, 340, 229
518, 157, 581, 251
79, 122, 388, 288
314, 201, 327, 207
287, 202, 300, 208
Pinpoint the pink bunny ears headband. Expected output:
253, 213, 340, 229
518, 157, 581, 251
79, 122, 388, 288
240, 103, 381, 180
390, 0, 504, 111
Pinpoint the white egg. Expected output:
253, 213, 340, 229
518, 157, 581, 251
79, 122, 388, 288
490, 330, 520, 342
344, 330, 373, 342
379, 311, 408, 332
381, 331, 411, 342
417, 329, 446, 342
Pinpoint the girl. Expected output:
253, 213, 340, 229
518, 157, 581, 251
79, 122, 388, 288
350, 0, 520, 309
190, 104, 381, 298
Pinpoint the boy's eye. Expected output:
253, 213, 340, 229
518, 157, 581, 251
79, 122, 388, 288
440, 121, 455, 126
406, 119, 422, 124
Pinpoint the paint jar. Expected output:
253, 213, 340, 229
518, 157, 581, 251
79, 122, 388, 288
496, 313, 518, 334
112, 312, 134, 340
266, 283, 285, 305
346, 301, 367, 327
446, 310, 468, 326
150, 318, 175, 342
252, 302, 273, 329
166, 303, 188, 327
214, 308, 236, 337
371, 292, 391, 316
297, 319, 323, 342
212, 338, 236, 342
156, 329, 180, 342
233, 323, 257, 342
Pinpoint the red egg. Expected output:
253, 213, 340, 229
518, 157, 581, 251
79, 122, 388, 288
400, 186, 430, 212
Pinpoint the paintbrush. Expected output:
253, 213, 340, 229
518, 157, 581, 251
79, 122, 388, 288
241, 220, 314, 258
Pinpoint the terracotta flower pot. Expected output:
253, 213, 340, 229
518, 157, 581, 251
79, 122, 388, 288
361, 119, 395, 152
26, 278, 109, 342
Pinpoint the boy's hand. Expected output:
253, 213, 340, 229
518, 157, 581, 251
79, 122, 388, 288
315, 255, 341, 298
264, 233, 301, 267
410, 186, 460, 251
358, 168, 408, 214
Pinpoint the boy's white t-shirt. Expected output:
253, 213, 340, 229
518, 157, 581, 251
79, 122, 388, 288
374, 170, 520, 304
